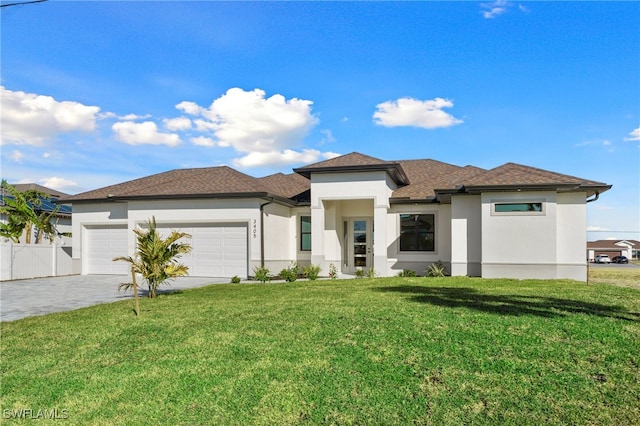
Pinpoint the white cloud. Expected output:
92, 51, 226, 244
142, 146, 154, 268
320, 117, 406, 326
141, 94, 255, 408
373, 97, 463, 129
40, 176, 78, 192
587, 225, 609, 231
120, 113, 151, 121
480, 0, 510, 19
624, 127, 640, 141
10, 150, 25, 163
233, 149, 339, 169
176, 101, 204, 116
163, 116, 192, 131
112, 121, 182, 147
318, 129, 336, 146
177, 88, 319, 154
190, 136, 216, 147
0, 86, 100, 146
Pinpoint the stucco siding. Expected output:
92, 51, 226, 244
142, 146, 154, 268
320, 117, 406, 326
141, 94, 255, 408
387, 204, 451, 275
451, 195, 482, 277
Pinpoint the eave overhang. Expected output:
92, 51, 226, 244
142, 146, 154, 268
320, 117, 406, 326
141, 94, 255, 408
60, 192, 299, 207
294, 163, 410, 186
431, 182, 612, 203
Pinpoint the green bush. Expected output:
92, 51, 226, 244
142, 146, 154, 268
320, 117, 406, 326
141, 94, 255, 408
355, 268, 365, 278
302, 264, 321, 280
252, 266, 271, 283
230, 275, 241, 284
398, 269, 417, 277
279, 262, 299, 282
367, 268, 376, 279
425, 261, 446, 277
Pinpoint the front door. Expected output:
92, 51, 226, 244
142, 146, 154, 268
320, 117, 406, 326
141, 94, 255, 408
346, 218, 373, 274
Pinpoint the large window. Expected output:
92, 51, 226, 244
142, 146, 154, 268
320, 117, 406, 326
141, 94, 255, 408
400, 214, 435, 251
492, 201, 544, 215
300, 216, 311, 251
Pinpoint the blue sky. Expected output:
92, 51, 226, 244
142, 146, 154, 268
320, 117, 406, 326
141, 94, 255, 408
1, 1, 638, 241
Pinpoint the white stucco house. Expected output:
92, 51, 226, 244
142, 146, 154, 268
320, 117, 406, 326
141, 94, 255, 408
59, 152, 611, 281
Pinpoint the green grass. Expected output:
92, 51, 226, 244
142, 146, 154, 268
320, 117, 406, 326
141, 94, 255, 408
2, 277, 639, 425
589, 265, 640, 289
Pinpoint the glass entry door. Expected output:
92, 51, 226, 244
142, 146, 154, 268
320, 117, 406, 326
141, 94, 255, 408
348, 218, 372, 273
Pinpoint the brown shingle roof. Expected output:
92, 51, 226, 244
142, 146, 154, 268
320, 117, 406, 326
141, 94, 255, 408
298, 152, 393, 168
13, 183, 69, 198
391, 160, 486, 199
587, 240, 639, 249
62, 166, 278, 202
59, 152, 611, 204
464, 163, 607, 187
259, 173, 310, 199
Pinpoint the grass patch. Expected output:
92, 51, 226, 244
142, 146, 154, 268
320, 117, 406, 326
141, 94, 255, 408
589, 265, 640, 289
2, 277, 639, 425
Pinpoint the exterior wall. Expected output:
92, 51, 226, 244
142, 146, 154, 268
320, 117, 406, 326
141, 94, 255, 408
71, 202, 129, 274
292, 207, 312, 268
72, 198, 288, 277
556, 192, 588, 281
480, 191, 587, 281
309, 171, 396, 275
387, 204, 451, 276
261, 202, 296, 273
450, 195, 482, 277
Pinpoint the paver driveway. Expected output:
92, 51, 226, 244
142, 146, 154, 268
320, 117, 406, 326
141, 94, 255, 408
0, 275, 227, 322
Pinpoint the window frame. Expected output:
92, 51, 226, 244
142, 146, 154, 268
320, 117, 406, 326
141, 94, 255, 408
398, 213, 436, 252
491, 200, 546, 216
300, 215, 312, 252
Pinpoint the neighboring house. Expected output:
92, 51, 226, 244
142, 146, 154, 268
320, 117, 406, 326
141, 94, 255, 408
587, 240, 639, 261
58, 152, 611, 281
0, 183, 72, 245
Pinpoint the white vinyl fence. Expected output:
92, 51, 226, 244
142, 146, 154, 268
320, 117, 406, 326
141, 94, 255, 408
0, 242, 73, 281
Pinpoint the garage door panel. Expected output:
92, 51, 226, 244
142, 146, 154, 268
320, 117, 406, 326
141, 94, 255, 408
85, 226, 129, 275
154, 223, 247, 278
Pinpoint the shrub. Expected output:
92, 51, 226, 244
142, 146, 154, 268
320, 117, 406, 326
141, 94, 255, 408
398, 269, 417, 277
425, 261, 446, 277
302, 264, 321, 280
252, 266, 271, 283
230, 275, 241, 284
279, 262, 299, 282
367, 268, 376, 279
328, 263, 338, 280
355, 268, 365, 278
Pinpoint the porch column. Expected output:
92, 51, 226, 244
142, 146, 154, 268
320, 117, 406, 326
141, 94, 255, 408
373, 205, 388, 276
310, 203, 325, 269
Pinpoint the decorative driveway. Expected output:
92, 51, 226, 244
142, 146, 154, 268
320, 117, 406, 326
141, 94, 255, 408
0, 275, 227, 322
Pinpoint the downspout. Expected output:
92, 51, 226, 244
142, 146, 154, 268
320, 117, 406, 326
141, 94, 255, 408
259, 198, 274, 267
586, 191, 600, 203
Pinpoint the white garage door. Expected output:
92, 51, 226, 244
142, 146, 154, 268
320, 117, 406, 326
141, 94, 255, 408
156, 223, 248, 278
85, 225, 129, 275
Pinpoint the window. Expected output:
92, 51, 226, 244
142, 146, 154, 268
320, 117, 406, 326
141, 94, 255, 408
492, 202, 544, 215
300, 216, 311, 251
400, 214, 435, 251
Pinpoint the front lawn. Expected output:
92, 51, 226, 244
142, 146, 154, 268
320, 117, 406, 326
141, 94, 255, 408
1, 277, 639, 425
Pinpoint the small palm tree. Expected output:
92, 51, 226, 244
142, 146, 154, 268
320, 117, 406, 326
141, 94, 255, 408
114, 217, 192, 299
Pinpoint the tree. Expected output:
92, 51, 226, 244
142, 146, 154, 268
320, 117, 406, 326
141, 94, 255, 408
114, 217, 192, 299
0, 180, 47, 243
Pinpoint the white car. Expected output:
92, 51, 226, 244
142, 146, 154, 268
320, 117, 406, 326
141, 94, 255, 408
595, 255, 611, 264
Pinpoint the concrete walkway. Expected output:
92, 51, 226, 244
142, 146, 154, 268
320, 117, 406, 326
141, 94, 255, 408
0, 275, 228, 322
